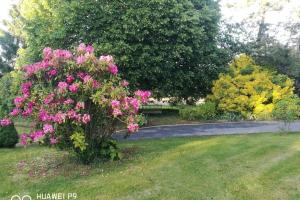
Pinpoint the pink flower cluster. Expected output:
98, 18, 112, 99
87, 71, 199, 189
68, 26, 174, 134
135, 90, 152, 103
77, 43, 94, 54
58, 82, 68, 93
0, 118, 12, 126
21, 82, 32, 97
53, 49, 72, 59
43, 47, 73, 60
23, 60, 51, 76
1, 43, 151, 148
99, 55, 114, 63
127, 123, 139, 133
108, 64, 118, 75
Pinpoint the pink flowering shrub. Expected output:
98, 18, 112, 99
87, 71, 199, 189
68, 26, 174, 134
1, 43, 150, 163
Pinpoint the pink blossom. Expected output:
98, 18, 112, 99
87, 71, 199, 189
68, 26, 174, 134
135, 90, 151, 103
43, 124, 54, 134
75, 114, 82, 123
77, 72, 87, 80
30, 130, 45, 142
14, 96, 25, 108
57, 82, 68, 93
62, 50, 72, 59
40, 60, 51, 68
121, 80, 129, 87
112, 109, 122, 117
127, 115, 135, 123
111, 100, 120, 108
10, 108, 20, 116
67, 109, 77, 119
43, 47, 52, 60
76, 55, 86, 65
75, 102, 85, 110
77, 43, 86, 53
20, 134, 28, 145
92, 80, 101, 89
84, 52, 93, 60
64, 98, 74, 105
122, 97, 130, 110
22, 107, 33, 117
27, 101, 35, 108
108, 64, 118, 75
44, 93, 55, 104
23, 61, 50, 77
39, 109, 51, 122
50, 137, 58, 145
83, 75, 92, 83
52, 112, 66, 124
47, 69, 57, 77
82, 114, 91, 124
23, 65, 36, 76
69, 83, 79, 93
99, 55, 114, 63
66, 75, 75, 84
0, 118, 12, 126
53, 49, 72, 59
86, 45, 94, 53
127, 123, 139, 133
130, 98, 140, 113
21, 82, 32, 97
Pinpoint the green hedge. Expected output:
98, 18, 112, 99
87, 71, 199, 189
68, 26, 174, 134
0, 124, 19, 148
272, 95, 300, 122
179, 102, 217, 120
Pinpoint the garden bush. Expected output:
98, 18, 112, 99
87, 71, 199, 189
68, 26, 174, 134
0, 73, 22, 148
0, 123, 18, 148
218, 112, 244, 121
0, 44, 150, 163
209, 54, 294, 119
179, 102, 217, 120
272, 95, 300, 123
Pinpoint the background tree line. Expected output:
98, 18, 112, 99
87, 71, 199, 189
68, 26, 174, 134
1, 0, 300, 102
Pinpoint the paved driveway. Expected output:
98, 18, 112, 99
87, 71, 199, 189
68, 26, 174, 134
119, 121, 300, 140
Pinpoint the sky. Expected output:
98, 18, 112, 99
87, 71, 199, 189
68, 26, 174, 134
220, 0, 300, 43
0, 0, 19, 30
220, 0, 300, 24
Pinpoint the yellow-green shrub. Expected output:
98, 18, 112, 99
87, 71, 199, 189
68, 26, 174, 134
209, 54, 294, 119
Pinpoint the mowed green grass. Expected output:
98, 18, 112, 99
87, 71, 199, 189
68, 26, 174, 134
1, 133, 300, 199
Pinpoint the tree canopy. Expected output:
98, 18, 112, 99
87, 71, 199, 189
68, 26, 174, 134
0, 30, 20, 74
6, 0, 225, 100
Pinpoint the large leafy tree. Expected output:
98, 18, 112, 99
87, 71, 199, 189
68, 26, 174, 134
0, 30, 20, 74
6, 0, 225, 100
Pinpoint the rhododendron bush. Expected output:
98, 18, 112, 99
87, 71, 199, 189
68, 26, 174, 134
1, 43, 150, 162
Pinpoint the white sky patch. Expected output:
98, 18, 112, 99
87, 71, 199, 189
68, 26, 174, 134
220, 0, 300, 24
0, 0, 19, 31
220, 0, 300, 43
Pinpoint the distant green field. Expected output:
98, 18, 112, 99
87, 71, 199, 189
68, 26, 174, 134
1, 133, 300, 199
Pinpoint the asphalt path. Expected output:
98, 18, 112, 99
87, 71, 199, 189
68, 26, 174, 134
118, 121, 300, 140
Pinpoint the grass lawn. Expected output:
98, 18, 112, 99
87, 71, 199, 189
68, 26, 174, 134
1, 133, 300, 199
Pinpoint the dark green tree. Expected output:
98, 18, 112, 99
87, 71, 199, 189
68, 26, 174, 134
0, 30, 20, 74
6, 0, 225, 100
